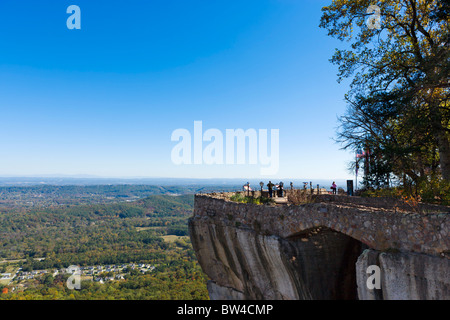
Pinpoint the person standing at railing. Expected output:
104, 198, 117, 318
278, 182, 284, 197
267, 181, 274, 198
331, 181, 337, 195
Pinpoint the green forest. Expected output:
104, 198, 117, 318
0, 191, 210, 300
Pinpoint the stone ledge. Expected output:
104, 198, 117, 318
192, 194, 449, 257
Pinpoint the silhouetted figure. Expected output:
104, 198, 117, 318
267, 181, 274, 198
278, 182, 284, 197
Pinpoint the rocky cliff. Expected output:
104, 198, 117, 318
188, 193, 449, 300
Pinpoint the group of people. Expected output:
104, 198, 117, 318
266, 181, 284, 198
245, 181, 339, 197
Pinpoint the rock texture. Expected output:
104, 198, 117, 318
357, 249, 450, 300
192, 193, 449, 256
189, 221, 364, 299
189, 193, 450, 300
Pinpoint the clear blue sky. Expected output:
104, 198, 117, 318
0, 0, 356, 180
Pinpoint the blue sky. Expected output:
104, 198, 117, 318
0, 0, 356, 181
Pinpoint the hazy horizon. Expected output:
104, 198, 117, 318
0, 176, 352, 189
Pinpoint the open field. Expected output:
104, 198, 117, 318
161, 235, 188, 243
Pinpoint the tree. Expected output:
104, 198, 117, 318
320, 0, 450, 183
41, 274, 55, 286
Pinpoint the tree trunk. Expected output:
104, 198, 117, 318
436, 131, 450, 181
429, 102, 450, 181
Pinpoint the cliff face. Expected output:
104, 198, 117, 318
190, 222, 363, 299
189, 193, 449, 300
356, 249, 450, 300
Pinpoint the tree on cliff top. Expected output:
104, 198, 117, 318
319, 0, 450, 185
